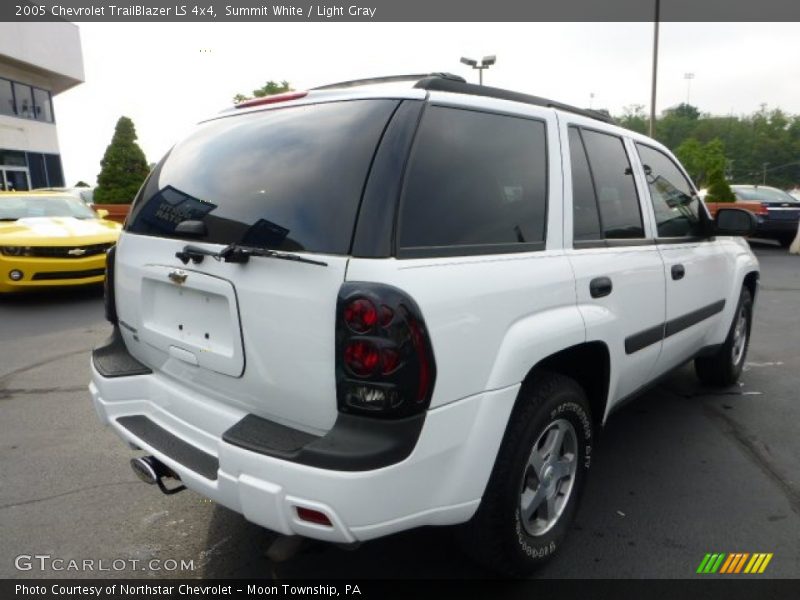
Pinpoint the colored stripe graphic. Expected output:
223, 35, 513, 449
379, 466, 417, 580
719, 554, 736, 574
697, 554, 712, 574
744, 554, 759, 573
709, 553, 726, 573
698, 552, 772, 575
734, 553, 749, 573
758, 554, 773, 573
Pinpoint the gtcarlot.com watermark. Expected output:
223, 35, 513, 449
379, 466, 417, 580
14, 554, 195, 573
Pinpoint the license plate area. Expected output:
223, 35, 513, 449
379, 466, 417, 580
139, 267, 244, 377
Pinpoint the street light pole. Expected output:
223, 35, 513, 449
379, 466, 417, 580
763, 162, 769, 185
460, 55, 496, 85
684, 72, 695, 105
649, 0, 660, 137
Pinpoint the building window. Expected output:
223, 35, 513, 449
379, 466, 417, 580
0, 77, 55, 122
33, 88, 53, 122
12, 82, 34, 118
0, 79, 14, 117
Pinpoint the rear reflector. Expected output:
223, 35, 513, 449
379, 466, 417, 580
234, 91, 308, 109
296, 507, 332, 527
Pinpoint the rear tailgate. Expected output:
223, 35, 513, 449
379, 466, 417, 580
115, 233, 348, 433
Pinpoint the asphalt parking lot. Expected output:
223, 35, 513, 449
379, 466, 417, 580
1, 243, 798, 580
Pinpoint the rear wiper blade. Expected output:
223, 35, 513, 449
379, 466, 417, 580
176, 243, 327, 267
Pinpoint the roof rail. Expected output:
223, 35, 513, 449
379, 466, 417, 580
414, 78, 614, 124
312, 72, 466, 91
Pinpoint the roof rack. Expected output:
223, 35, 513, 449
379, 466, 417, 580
312, 73, 465, 91
414, 77, 614, 124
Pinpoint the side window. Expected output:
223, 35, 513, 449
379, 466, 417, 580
398, 105, 548, 256
580, 129, 644, 239
636, 143, 704, 238
568, 127, 602, 241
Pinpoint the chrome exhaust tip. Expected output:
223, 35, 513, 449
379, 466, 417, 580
130, 456, 186, 495
130, 456, 159, 485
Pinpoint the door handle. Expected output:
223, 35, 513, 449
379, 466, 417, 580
671, 264, 686, 280
590, 277, 613, 298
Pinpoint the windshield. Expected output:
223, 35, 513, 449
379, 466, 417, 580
126, 99, 400, 255
0, 195, 98, 220
733, 187, 799, 203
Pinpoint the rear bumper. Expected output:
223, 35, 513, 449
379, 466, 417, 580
89, 331, 518, 543
755, 218, 799, 236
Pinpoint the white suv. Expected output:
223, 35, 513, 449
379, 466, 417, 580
90, 73, 759, 575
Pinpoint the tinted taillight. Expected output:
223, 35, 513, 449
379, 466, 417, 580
104, 245, 118, 324
336, 283, 436, 418
757, 203, 769, 216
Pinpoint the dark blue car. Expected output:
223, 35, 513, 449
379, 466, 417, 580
732, 185, 800, 247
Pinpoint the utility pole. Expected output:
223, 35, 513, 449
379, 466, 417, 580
762, 162, 769, 185
649, 0, 660, 137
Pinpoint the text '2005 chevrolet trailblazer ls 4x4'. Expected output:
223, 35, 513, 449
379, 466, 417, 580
89, 74, 759, 575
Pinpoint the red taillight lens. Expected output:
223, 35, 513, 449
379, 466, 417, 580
336, 284, 437, 419
343, 298, 378, 333
407, 318, 431, 403
381, 348, 401, 375
757, 203, 769, 216
344, 340, 380, 377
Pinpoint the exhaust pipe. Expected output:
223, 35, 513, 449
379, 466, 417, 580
130, 456, 186, 495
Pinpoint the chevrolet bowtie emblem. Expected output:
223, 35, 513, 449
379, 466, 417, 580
168, 270, 188, 285
67, 248, 87, 256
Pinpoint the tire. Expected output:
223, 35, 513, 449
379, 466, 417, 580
694, 287, 753, 386
457, 371, 594, 576
778, 235, 794, 249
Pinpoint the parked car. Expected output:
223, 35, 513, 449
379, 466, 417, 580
731, 185, 800, 247
89, 74, 759, 575
0, 191, 120, 293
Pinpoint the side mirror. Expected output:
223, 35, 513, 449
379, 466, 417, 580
715, 207, 756, 237
95, 209, 109, 219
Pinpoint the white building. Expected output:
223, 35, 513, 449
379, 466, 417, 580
0, 22, 84, 191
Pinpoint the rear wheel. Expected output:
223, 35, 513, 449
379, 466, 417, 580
458, 372, 593, 576
778, 234, 794, 249
695, 287, 752, 386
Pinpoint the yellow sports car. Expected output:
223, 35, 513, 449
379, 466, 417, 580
0, 191, 122, 293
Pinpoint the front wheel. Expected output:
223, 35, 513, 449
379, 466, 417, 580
457, 372, 594, 576
695, 287, 753, 386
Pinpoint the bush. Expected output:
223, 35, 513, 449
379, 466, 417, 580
94, 116, 149, 205
705, 168, 735, 203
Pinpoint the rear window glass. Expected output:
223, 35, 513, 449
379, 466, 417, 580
126, 99, 399, 254
398, 105, 548, 256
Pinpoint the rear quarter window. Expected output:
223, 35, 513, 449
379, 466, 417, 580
397, 105, 548, 258
126, 99, 399, 254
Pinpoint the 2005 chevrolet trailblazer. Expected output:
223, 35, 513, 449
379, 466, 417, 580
89, 74, 759, 574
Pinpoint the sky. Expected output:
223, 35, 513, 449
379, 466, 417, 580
53, 22, 800, 186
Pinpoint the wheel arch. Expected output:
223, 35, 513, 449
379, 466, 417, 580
503, 342, 611, 434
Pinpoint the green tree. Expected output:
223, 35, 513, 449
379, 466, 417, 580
675, 137, 727, 188
705, 167, 735, 202
233, 80, 293, 104
616, 104, 648, 134
94, 117, 149, 205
